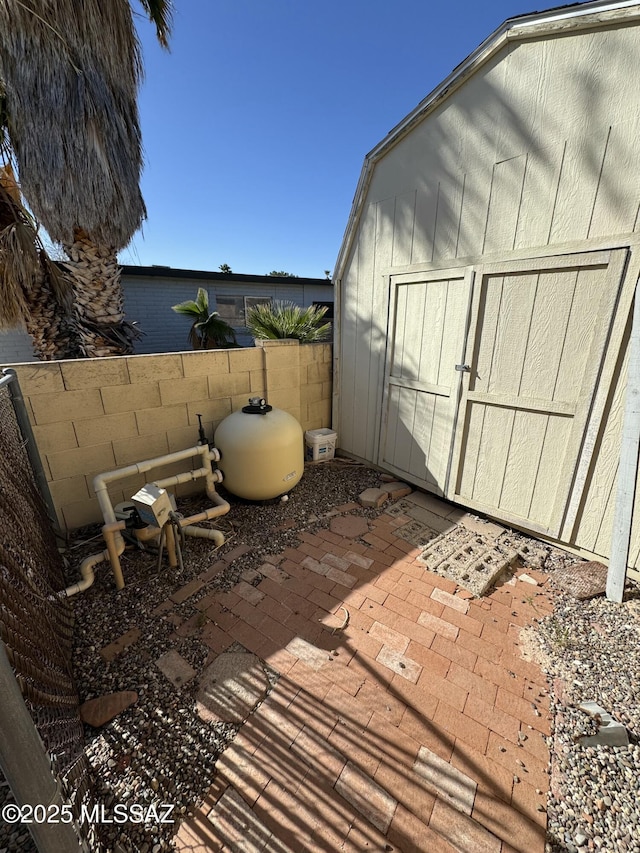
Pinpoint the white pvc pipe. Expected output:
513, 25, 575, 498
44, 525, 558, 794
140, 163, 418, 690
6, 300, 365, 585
93, 445, 216, 526
79, 445, 230, 591
64, 550, 109, 597
182, 526, 225, 546
64, 521, 127, 597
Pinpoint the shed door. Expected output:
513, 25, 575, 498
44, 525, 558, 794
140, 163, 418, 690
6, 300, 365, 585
379, 268, 474, 494
449, 249, 628, 536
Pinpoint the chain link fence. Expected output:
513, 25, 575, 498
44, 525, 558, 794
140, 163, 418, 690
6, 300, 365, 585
0, 379, 99, 851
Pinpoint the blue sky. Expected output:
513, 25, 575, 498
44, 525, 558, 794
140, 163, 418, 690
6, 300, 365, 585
123, 0, 562, 278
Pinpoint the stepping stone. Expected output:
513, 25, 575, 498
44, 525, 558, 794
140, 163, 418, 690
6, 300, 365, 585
156, 650, 197, 688
80, 691, 138, 727
358, 488, 389, 508
330, 515, 369, 538
553, 561, 608, 600
418, 527, 517, 597
196, 651, 270, 724
381, 481, 413, 500
577, 701, 629, 746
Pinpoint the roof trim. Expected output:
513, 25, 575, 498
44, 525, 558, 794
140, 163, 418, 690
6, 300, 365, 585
333, 0, 640, 281
120, 265, 331, 287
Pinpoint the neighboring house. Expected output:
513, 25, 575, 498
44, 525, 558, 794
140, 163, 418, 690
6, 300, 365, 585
0, 267, 333, 361
122, 266, 333, 352
333, 0, 640, 572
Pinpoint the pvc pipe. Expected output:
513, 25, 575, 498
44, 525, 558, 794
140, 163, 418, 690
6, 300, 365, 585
64, 550, 109, 598
85, 445, 227, 590
154, 466, 210, 489
0, 641, 84, 853
164, 522, 178, 569
92, 445, 217, 526
64, 521, 126, 596
182, 526, 225, 547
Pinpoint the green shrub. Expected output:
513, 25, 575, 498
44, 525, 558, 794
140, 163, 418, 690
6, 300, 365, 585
171, 288, 238, 349
246, 300, 331, 343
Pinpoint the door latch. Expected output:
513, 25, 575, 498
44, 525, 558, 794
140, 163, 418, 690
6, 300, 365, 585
455, 364, 471, 372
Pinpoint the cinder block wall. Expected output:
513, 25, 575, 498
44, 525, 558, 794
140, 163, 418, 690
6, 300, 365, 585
11, 342, 332, 531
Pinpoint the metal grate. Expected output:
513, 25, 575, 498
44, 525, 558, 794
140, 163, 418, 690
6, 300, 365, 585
0, 383, 99, 851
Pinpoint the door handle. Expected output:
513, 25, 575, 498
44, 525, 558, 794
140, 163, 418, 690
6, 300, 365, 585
455, 364, 471, 372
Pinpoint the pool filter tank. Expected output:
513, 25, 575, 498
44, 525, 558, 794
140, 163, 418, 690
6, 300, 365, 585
214, 397, 304, 500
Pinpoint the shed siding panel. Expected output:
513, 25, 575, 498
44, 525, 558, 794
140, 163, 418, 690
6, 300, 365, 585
337, 20, 640, 562
513, 143, 565, 250
411, 185, 438, 264
433, 174, 464, 262
392, 192, 416, 267
361, 26, 640, 269
338, 248, 359, 454
483, 155, 527, 254
589, 122, 640, 239
349, 203, 377, 459
369, 198, 396, 461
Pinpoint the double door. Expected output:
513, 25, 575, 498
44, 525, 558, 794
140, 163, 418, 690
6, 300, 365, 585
379, 249, 629, 536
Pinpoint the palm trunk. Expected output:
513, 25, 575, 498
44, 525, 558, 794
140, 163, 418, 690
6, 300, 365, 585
20, 259, 76, 360
62, 229, 133, 358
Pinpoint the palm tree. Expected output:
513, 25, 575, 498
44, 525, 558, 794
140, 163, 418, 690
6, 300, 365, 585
0, 164, 77, 360
246, 300, 331, 343
0, 1, 173, 357
172, 288, 238, 350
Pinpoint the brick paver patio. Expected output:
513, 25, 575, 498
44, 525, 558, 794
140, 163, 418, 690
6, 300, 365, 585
165, 494, 554, 852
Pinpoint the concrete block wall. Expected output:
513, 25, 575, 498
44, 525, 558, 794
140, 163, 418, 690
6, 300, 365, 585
10, 342, 332, 531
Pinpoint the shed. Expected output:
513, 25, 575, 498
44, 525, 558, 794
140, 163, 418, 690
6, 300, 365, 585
333, 0, 640, 578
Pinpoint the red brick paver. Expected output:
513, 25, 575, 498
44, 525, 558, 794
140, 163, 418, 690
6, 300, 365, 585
173, 501, 553, 853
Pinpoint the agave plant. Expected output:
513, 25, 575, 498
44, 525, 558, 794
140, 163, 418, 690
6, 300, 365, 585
172, 287, 238, 350
246, 300, 331, 343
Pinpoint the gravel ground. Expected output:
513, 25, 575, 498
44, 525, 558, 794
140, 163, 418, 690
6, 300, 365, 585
529, 581, 640, 853
2, 459, 639, 852
67, 459, 382, 853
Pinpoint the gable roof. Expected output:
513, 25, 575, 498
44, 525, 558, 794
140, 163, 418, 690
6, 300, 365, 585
333, 0, 640, 280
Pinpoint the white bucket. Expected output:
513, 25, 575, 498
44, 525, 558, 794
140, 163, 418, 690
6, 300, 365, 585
305, 428, 337, 462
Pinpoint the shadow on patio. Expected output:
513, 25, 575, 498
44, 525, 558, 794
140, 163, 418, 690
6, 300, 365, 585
172, 492, 554, 853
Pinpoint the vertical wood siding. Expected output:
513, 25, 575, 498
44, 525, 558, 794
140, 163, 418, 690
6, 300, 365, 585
337, 21, 640, 561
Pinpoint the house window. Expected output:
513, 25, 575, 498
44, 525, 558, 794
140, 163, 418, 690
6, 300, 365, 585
215, 295, 271, 329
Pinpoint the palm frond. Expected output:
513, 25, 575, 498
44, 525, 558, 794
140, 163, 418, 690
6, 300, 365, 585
0, 0, 148, 248
0, 222, 31, 327
172, 288, 237, 349
199, 313, 238, 348
137, 0, 173, 49
246, 300, 331, 343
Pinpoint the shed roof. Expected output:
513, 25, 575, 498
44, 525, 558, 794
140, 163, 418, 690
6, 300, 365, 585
334, 0, 640, 280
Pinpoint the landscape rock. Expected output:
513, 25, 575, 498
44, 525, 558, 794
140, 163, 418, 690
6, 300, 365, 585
329, 515, 369, 538
381, 481, 413, 500
358, 487, 389, 508
80, 691, 138, 727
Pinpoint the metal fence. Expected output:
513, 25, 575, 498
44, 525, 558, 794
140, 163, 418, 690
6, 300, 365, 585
0, 374, 98, 852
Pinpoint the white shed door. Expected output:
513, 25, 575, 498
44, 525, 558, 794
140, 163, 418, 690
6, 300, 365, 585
449, 249, 628, 536
379, 268, 474, 494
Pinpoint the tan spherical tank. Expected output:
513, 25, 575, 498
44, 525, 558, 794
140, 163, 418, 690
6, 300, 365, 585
214, 398, 304, 500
